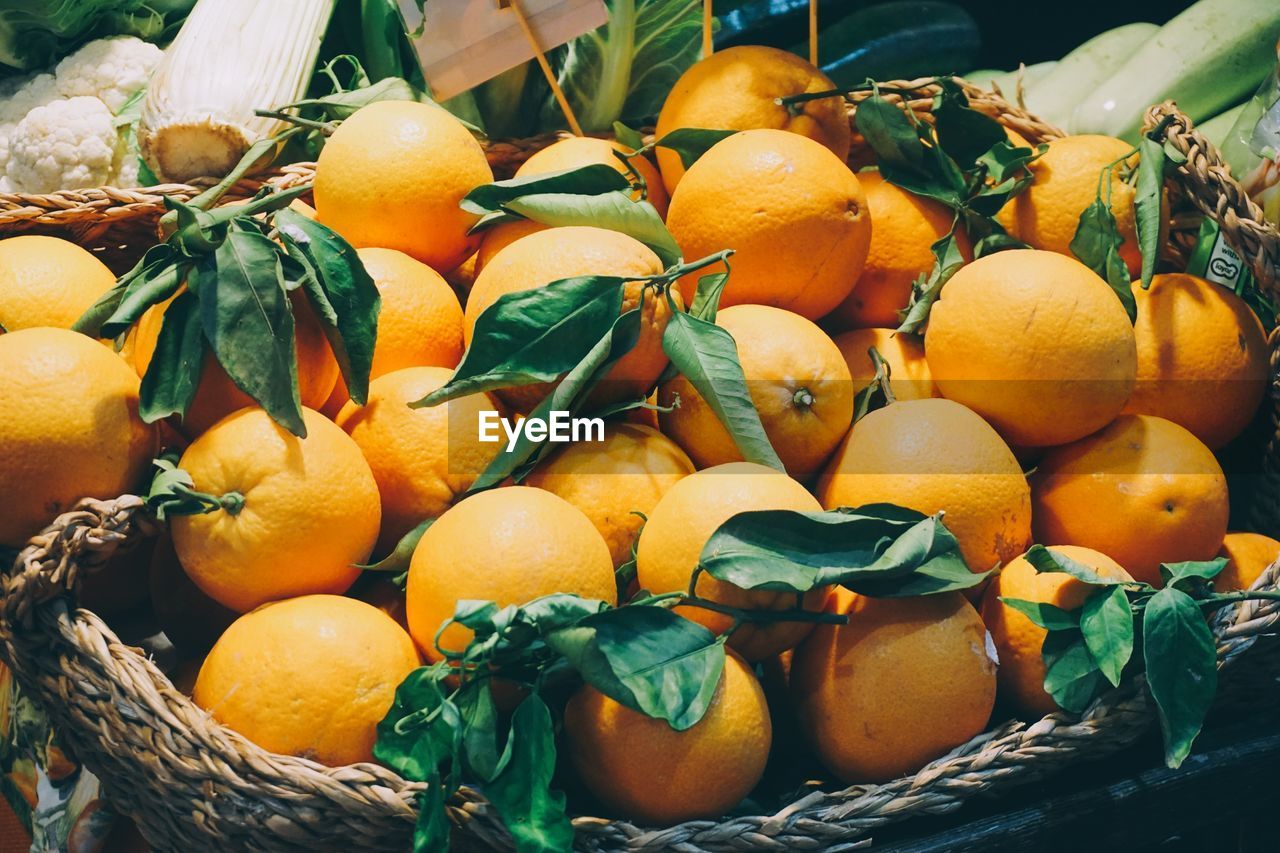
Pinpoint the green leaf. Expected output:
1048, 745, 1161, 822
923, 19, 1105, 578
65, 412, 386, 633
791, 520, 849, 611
1042, 628, 1110, 714
1069, 197, 1137, 322
195, 224, 305, 436
98, 254, 186, 339
358, 517, 434, 573
1024, 545, 1129, 587
1143, 586, 1218, 768
470, 308, 643, 489
461, 164, 631, 216
699, 506, 987, 596
74, 244, 180, 337
275, 209, 381, 406
896, 225, 966, 335
418, 276, 626, 407
1000, 598, 1080, 631
505, 191, 682, 268
139, 290, 206, 424
852, 345, 893, 423
688, 272, 728, 322
1079, 586, 1135, 687
1135, 136, 1166, 290
545, 605, 725, 731
280, 75, 436, 122
412, 777, 452, 853
661, 309, 783, 470
1160, 558, 1229, 592
854, 95, 926, 175
613, 121, 646, 151
932, 79, 1008, 167
374, 664, 461, 781
455, 680, 501, 783
654, 127, 738, 168
483, 695, 574, 853
544, 0, 703, 132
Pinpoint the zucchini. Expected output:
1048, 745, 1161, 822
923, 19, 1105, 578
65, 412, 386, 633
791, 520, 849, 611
1024, 22, 1159, 129
716, 0, 855, 50
1070, 0, 1280, 141
785, 2, 980, 88
1197, 102, 1248, 150
963, 68, 1009, 87
986, 62, 1056, 100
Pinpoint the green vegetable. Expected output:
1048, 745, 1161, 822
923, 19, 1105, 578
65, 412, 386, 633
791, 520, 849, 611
786, 2, 980, 88
0, 0, 194, 74
1024, 22, 1159, 128
1071, 0, 1280, 141
1197, 102, 1248, 149
541, 0, 702, 132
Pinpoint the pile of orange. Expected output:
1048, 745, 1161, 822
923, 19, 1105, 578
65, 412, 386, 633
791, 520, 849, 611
0, 44, 1275, 833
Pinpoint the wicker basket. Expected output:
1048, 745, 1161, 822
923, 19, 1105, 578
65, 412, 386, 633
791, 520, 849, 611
2, 82, 1279, 852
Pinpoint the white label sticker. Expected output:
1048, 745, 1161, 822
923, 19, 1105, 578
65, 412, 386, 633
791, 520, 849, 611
1202, 228, 1247, 288
399, 0, 609, 102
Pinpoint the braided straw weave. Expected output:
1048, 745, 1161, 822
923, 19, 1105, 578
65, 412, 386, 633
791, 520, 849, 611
0, 84, 1278, 852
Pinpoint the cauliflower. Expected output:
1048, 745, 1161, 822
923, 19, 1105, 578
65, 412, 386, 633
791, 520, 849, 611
7, 97, 122, 193
0, 73, 59, 124
55, 36, 164, 113
113, 153, 142, 189
0, 122, 13, 177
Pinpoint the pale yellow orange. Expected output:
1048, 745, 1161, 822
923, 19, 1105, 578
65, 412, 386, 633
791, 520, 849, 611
924, 249, 1137, 447
525, 423, 695, 567
1216, 532, 1280, 592
658, 304, 854, 482
817, 398, 1031, 576
314, 100, 493, 272
0, 327, 156, 547
0, 235, 117, 332
666, 128, 871, 320
832, 327, 939, 402
406, 487, 616, 658
635, 462, 829, 660
170, 408, 381, 612
655, 45, 850, 193
194, 595, 419, 766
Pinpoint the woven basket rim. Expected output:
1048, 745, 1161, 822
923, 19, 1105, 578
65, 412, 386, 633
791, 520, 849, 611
1, 81, 1279, 852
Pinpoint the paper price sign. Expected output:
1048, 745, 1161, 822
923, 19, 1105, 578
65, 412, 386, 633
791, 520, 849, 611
399, 0, 608, 102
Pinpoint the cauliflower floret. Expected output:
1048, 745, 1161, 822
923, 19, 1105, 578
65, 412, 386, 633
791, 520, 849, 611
0, 121, 14, 176
113, 154, 142, 189
55, 37, 164, 114
0, 73, 59, 124
8, 97, 122, 193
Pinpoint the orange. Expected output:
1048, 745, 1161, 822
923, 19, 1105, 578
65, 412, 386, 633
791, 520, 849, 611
170, 407, 381, 613
924, 249, 1137, 447
666, 128, 871, 320
1216, 532, 1280, 592
0, 328, 157, 547
313, 100, 493, 272
1031, 414, 1230, 587
193, 594, 420, 766
337, 366, 505, 552
981, 546, 1133, 717
1124, 273, 1269, 449
148, 534, 236, 656
525, 422, 695, 568
321, 247, 465, 416
832, 327, 939, 402
658, 304, 854, 482
474, 218, 549, 275
0, 235, 117, 332
564, 650, 770, 824
134, 290, 339, 438
996, 134, 1143, 275
655, 45, 850, 193
635, 462, 828, 660
818, 398, 1031, 576
825, 170, 972, 329
406, 487, 616, 658
790, 588, 996, 782
465, 225, 671, 411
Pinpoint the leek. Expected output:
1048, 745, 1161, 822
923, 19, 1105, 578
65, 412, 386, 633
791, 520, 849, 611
138, 0, 336, 182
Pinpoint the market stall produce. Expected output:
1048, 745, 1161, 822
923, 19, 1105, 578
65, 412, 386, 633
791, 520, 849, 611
1, 1, 1279, 851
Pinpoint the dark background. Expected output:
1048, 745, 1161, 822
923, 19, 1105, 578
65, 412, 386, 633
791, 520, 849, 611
958, 0, 1196, 68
